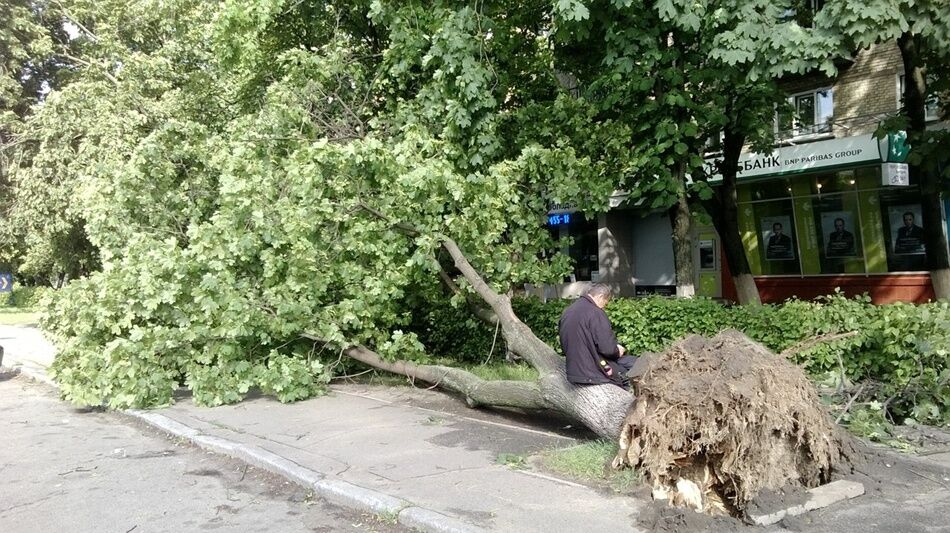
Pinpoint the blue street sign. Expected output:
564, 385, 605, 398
0, 273, 11, 293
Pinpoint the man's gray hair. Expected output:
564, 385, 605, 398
586, 283, 612, 300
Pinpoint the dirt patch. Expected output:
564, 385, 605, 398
614, 330, 860, 517
745, 485, 810, 516
636, 502, 746, 533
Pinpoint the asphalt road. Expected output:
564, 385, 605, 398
0, 372, 405, 533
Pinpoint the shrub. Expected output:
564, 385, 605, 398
4, 286, 53, 309
414, 292, 950, 426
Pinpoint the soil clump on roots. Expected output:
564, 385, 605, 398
613, 329, 861, 519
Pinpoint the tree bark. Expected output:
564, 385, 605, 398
669, 192, 695, 298
897, 32, 950, 301
704, 101, 761, 305
438, 235, 634, 439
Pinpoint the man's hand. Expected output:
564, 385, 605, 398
617, 344, 626, 356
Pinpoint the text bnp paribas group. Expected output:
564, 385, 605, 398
740, 148, 864, 173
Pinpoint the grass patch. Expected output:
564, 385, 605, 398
496, 452, 528, 469
464, 362, 538, 381
541, 440, 641, 493
0, 308, 40, 325
427, 357, 539, 381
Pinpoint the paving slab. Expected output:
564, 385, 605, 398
749, 480, 865, 526
156, 386, 646, 533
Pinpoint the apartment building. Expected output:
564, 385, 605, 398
539, 41, 946, 304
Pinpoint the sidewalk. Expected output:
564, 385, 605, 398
0, 324, 645, 533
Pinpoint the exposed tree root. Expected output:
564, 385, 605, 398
613, 330, 860, 515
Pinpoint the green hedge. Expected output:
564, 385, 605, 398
2, 286, 52, 309
412, 293, 950, 426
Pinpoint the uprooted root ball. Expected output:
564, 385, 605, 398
613, 329, 859, 516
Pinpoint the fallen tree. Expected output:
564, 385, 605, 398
308, 233, 635, 441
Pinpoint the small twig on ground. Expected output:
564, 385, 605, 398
125, 526, 138, 533
57, 466, 97, 476
907, 468, 949, 489
239, 464, 248, 482
329, 368, 374, 382
916, 447, 950, 456
836, 382, 867, 424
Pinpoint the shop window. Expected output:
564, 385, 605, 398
777, 88, 833, 139
811, 193, 864, 274
879, 189, 927, 272
808, 170, 859, 195
898, 74, 942, 122
746, 180, 793, 201
739, 166, 930, 278
549, 212, 599, 282
751, 200, 802, 275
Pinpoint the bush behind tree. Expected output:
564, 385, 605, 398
414, 292, 950, 427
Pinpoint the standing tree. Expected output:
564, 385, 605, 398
553, 0, 832, 304
813, 0, 950, 299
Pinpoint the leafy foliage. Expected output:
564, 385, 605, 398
7, 0, 947, 421
31, 0, 626, 408
3, 285, 52, 309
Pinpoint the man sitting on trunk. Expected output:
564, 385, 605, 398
559, 283, 635, 389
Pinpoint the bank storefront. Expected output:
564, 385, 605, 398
712, 132, 940, 303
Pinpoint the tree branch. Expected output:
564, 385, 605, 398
436, 263, 499, 325
57, 52, 119, 86
438, 235, 511, 317
302, 335, 549, 410
53, 1, 100, 42
355, 201, 420, 236
779, 331, 859, 358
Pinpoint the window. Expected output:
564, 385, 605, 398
879, 188, 927, 272
779, 0, 825, 27
548, 212, 599, 282
739, 166, 931, 277
751, 199, 801, 275
811, 192, 864, 275
898, 74, 941, 122
704, 131, 724, 155
777, 88, 834, 139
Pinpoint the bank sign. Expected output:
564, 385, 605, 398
704, 132, 909, 182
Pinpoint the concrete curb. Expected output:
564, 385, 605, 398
4, 356, 488, 533
399, 506, 486, 533
139, 413, 487, 533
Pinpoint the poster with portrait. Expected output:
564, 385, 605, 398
761, 216, 796, 261
820, 211, 858, 258
889, 205, 925, 255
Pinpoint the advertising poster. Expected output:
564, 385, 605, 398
761, 216, 796, 261
820, 211, 858, 258
889, 205, 925, 255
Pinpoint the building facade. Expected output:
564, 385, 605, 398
542, 41, 947, 304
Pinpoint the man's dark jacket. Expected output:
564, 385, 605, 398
559, 295, 621, 385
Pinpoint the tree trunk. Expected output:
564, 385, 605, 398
898, 33, 950, 300
439, 236, 634, 439
350, 207, 635, 439
669, 193, 695, 298
705, 104, 761, 305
